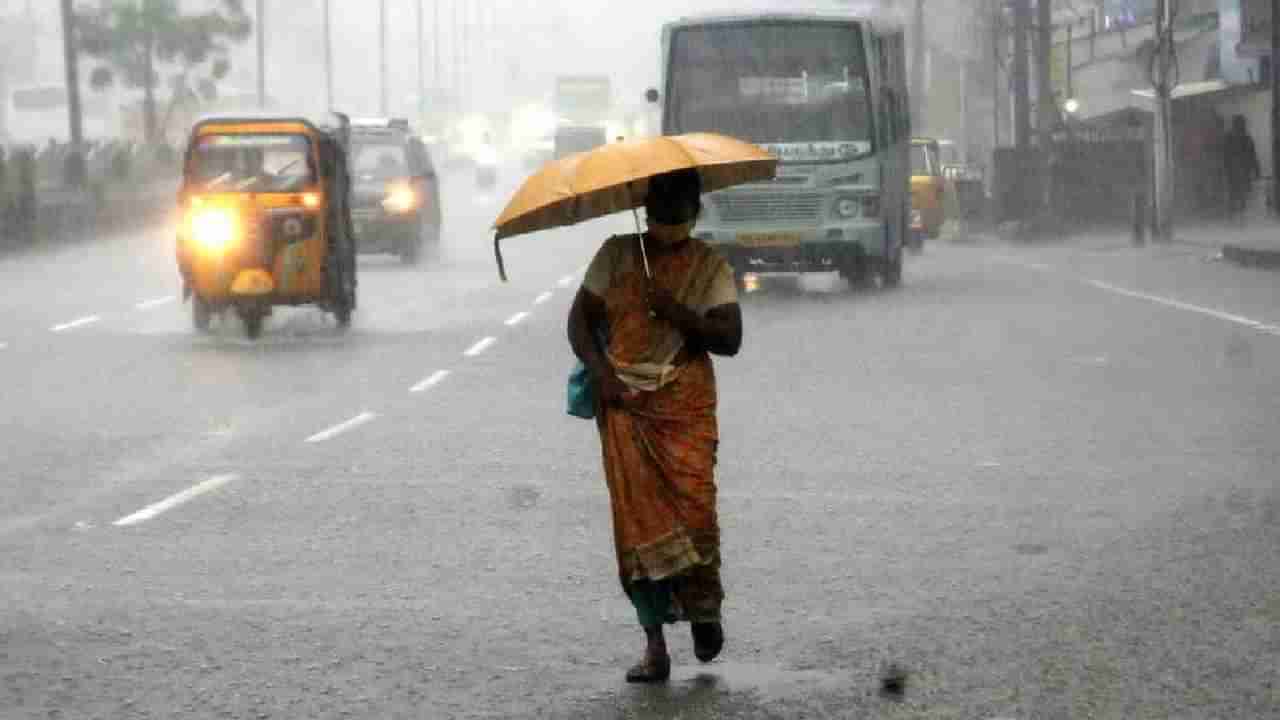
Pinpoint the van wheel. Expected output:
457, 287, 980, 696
192, 296, 213, 332
400, 232, 422, 265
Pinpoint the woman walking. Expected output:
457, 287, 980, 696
567, 168, 743, 683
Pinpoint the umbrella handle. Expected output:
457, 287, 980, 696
494, 233, 508, 283
632, 208, 652, 280
626, 182, 652, 280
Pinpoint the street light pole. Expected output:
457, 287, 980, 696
433, 0, 440, 113
418, 0, 425, 127
256, 0, 265, 109
1152, 0, 1175, 241
379, 0, 388, 116
323, 0, 333, 110
59, 0, 84, 186
910, 0, 926, 127
1271, 0, 1279, 217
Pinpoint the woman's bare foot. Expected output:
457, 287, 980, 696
692, 622, 723, 662
625, 625, 671, 683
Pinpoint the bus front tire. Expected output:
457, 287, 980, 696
881, 250, 903, 288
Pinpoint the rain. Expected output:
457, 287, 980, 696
1, 0, 1278, 717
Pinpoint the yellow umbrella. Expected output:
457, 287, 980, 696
492, 132, 777, 281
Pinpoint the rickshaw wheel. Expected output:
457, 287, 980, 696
240, 307, 265, 339
192, 296, 213, 332
334, 305, 352, 329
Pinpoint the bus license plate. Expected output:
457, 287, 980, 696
738, 231, 801, 248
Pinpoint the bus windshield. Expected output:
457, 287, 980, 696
666, 22, 873, 162
190, 134, 315, 193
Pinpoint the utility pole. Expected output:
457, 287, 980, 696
256, 0, 266, 109
433, 0, 440, 117
59, 0, 84, 186
911, 0, 926, 130
418, 0, 426, 126
1152, 0, 1175, 241
461, 0, 470, 112
1271, 0, 1279, 217
992, 0, 1002, 149
1036, 0, 1055, 220
1012, 0, 1032, 153
379, 0, 388, 116
453, 0, 461, 114
1036, 0, 1055, 140
323, 0, 333, 110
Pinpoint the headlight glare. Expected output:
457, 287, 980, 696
190, 209, 238, 253
382, 185, 419, 214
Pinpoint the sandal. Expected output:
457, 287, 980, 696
624, 654, 671, 683
691, 622, 724, 663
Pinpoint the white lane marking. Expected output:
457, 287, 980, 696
113, 474, 238, 527
51, 316, 101, 333
411, 370, 451, 393
992, 255, 1053, 272
505, 311, 530, 327
533, 291, 553, 306
135, 296, 176, 310
1086, 279, 1280, 336
305, 412, 378, 443
557, 275, 575, 288
464, 336, 497, 357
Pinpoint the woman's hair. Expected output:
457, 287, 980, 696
646, 168, 703, 224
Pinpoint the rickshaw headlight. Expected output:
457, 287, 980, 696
382, 184, 420, 214
190, 209, 238, 253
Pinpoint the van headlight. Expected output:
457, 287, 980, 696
382, 184, 420, 214
190, 209, 238, 253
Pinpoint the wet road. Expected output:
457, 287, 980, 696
2, 169, 1278, 719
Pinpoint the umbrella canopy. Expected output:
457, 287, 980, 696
492, 133, 777, 280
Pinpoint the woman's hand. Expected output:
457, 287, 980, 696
647, 288, 692, 328
596, 367, 637, 407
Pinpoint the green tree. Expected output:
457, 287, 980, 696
76, 0, 252, 144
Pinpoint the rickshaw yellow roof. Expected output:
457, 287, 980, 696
194, 120, 319, 137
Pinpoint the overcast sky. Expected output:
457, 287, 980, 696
5, 0, 902, 138
236, 0, 895, 119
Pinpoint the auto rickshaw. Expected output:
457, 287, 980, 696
176, 115, 357, 339
910, 136, 946, 249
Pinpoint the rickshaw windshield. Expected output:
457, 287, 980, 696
190, 133, 316, 192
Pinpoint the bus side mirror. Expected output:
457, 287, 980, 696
645, 88, 660, 104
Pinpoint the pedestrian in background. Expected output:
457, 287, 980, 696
567, 168, 742, 683
1223, 114, 1260, 224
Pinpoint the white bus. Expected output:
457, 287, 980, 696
656, 12, 911, 288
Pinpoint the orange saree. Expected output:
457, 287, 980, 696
582, 234, 737, 623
